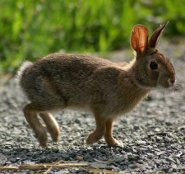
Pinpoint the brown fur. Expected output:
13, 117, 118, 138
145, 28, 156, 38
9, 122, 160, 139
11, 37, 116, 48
18, 23, 175, 147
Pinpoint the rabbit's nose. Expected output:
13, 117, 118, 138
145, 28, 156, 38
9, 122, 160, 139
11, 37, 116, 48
168, 78, 175, 86
170, 78, 175, 84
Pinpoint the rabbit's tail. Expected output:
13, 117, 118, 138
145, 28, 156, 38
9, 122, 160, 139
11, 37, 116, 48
16, 61, 33, 84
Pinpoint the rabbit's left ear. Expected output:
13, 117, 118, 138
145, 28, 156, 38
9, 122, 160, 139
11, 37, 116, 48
130, 25, 149, 54
148, 22, 168, 48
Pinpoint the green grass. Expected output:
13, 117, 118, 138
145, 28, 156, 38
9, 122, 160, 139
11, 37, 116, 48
0, 0, 185, 74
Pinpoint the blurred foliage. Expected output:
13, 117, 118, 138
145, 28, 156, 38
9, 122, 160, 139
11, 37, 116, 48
0, 0, 185, 73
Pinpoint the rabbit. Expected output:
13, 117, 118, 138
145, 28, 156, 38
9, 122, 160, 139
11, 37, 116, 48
18, 22, 175, 148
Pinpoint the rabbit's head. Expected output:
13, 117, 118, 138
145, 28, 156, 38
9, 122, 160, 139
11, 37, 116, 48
130, 22, 175, 89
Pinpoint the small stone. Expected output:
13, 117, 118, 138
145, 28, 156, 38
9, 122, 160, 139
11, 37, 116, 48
137, 140, 147, 145
75, 155, 84, 161
154, 128, 161, 132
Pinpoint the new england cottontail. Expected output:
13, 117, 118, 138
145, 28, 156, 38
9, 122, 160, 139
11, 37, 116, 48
18, 22, 175, 148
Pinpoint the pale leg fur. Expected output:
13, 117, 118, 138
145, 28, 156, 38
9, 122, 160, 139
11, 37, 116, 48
24, 103, 122, 147
23, 104, 48, 147
23, 103, 61, 148
104, 118, 123, 147
86, 114, 106, 144
39, 113, 60, 142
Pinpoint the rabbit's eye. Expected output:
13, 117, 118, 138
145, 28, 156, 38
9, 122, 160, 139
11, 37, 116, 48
150, 61, 158, 70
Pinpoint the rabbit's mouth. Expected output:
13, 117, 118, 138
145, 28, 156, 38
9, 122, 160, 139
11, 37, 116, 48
134, 77, 156, 90
157, 76, 175, 88
159, 82, 175, 89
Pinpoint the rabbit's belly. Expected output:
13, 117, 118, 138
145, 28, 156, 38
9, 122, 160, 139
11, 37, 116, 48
67, 104, 92, 112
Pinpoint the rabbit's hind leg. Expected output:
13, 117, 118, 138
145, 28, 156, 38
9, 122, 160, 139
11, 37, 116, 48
39, 113, 60, 143
104, 118, 123, 147
23, 103, 48, 148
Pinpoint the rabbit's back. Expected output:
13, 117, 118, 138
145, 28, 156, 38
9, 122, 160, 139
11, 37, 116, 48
20, 53, 122, 110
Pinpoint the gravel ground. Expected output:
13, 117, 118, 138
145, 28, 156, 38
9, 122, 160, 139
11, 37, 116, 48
0, 39, 185, 174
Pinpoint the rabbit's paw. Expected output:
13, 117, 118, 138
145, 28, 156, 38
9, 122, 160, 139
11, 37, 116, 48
86, 131, 103, 145
34, 128, 48, 148
48, 127, 60, 143
106, 138, 124, 147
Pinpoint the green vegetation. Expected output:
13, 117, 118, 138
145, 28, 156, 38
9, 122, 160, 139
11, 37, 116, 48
0, 0, 185, 73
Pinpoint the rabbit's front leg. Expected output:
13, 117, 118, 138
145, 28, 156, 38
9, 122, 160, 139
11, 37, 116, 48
23, 104, 47, 147
104, 118, 123, 147
86, 114, 106, 145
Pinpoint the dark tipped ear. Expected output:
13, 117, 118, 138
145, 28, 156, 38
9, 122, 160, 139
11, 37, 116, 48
148, 22, 168, 48
130, 25, 149, 54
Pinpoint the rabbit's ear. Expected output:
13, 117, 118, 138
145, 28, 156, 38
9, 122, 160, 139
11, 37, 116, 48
149, 22, 168, 48
130, 25, 149, 54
